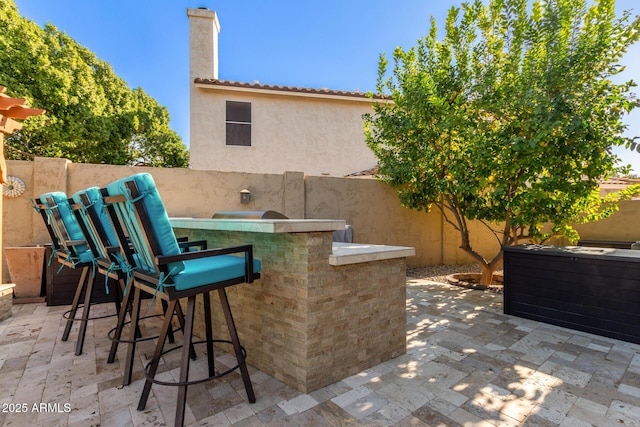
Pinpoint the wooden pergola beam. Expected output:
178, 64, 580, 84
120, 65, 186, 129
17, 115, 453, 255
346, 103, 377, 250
0, 97, 26, 110
0, 116, 23, 135
2, 105, 46, 120
0, 86, 45, 134
0, 85, 46, 183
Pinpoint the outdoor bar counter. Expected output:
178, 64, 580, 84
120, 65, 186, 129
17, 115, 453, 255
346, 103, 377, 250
170, 217, 415, 392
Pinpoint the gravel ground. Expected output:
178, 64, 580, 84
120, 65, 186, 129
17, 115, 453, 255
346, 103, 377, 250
406, 264, 482, 284
407, 264, 505, 294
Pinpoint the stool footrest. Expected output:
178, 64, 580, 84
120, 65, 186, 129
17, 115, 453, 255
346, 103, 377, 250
106, 313, 183, 345
63, 306, 117, 322
143, 340, 247, 387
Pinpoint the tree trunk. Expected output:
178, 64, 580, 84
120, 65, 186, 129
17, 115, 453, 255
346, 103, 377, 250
479, 263, 495, 287
443, 200, 503, 287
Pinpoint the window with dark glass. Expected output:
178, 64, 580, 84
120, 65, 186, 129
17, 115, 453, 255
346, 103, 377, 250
226, 101, 251, 146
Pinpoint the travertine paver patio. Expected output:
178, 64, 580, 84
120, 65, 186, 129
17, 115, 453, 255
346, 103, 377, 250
1, 278, 640, 426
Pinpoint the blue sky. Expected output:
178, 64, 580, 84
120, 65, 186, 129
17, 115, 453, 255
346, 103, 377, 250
12, 0, 640, 172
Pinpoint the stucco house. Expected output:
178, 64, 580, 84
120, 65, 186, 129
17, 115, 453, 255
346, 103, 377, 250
187, 8, 385, 177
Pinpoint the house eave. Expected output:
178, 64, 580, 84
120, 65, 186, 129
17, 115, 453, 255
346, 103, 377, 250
194, 79, 392, 104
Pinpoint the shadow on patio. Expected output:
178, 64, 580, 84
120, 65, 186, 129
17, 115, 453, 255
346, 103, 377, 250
1, 278, 639, 426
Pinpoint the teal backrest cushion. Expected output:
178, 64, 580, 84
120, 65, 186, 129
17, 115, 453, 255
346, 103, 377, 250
72, 187, 120, 259
39, 191, 91, 260
72, 187, 119, 245
106, 173, 184, 275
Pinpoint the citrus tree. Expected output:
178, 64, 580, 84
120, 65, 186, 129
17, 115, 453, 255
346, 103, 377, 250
365, 0, 640, 285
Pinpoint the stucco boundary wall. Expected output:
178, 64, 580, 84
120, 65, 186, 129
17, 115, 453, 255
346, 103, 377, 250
4, 157, 640, 282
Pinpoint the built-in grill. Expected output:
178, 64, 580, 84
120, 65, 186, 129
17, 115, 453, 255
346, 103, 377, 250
212, 210, 289, 219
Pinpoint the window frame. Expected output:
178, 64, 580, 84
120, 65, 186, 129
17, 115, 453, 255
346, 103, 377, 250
225, 100, 252, 147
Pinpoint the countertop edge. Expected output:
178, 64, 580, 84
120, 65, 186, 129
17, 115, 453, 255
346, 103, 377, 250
329, 243, 416, 266
171, 217, 345, 233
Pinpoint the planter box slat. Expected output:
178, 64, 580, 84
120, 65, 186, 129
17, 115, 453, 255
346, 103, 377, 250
507, 271, 640, 303
508, 291, 640, 324
44, 246, 112, 306
508, 255, 640, 281
507, 301, 640, 343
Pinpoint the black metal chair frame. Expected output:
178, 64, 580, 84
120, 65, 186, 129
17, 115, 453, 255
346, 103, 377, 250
34, 196, 122, 356
73, 189, 202, 386
104, 179, 259, 426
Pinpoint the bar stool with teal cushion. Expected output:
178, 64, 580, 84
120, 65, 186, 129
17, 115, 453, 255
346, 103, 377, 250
72, 186, 193, 384
72, 187, 141, 364
103, 173, 260, 426
34, 191, 121, 356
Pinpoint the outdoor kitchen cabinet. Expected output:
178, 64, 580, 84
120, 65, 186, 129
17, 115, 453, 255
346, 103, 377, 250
503, 244, 640, 345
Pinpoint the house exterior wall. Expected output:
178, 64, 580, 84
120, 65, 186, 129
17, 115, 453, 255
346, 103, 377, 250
190, 86, 379, 176
187, 7, 379, 177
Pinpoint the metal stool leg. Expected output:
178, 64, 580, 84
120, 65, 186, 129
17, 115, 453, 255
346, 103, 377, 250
218, 288, 255, 403
203, 292, 215, 377
107, 278, 133, 363
132, 286, 256, 426
123, 286, 142, 386
62, 266, 89, 342
173, 301, 197, 360
75, 264, 97, 355
175, 296, 196, 427
110, 276, 123, 325
138, 299, 178, 410
162, 299, 177, 344
108, 284, 193, 373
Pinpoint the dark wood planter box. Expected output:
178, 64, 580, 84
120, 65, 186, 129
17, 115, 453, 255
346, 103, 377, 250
45, 246, 113, 306
503, 244, 640, 345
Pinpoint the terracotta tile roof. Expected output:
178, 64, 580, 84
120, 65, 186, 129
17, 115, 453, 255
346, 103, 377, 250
194, 78, 391, 101
345, 166, 379, 177
598, 177, 640, 186
344, 168, 640, 190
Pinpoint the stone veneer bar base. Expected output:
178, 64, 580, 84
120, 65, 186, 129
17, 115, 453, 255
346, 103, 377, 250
173, 228, 408, 393
0, 284, 16, 321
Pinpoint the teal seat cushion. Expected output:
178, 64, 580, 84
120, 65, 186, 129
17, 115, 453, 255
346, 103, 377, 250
106, 173, 261, 291
39, 191, 94, 263
171, 255, 262, 291
106, 173, 184, 274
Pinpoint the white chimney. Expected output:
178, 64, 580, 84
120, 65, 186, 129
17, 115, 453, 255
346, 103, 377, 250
187, 8, 220, 80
